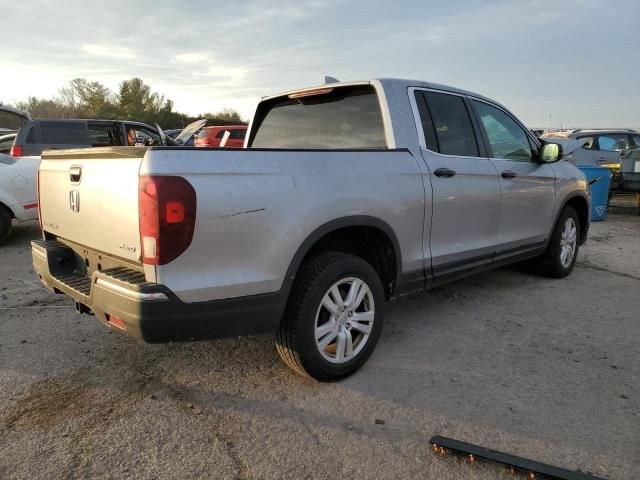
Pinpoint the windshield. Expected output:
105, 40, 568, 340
249, 85, 386, 149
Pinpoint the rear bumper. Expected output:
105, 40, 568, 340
31, 239, 284, 343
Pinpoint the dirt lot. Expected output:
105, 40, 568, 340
1, 213, 638, 480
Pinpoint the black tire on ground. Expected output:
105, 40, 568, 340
276, 252, 385, 381
0, 206, 12, 245
535, 205, 580, 278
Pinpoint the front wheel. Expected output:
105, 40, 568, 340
276, 252, 385, 381
536, 206, 580, 278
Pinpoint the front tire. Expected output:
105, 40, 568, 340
276, 252, 385, 381
0, 207, 12, 245
536, 206, 580, 278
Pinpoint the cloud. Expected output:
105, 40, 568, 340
0, 0, 638, 126
81, 44, 135, 59
175, 52, 210, 64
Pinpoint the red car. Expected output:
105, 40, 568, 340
194, 125, 247, 148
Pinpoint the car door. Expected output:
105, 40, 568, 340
470, 99, 556, 257
594, 133, 630, 166
412, 89, 501, 283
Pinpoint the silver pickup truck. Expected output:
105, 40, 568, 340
32, 78, 590, 380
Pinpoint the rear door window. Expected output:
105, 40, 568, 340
596, 134, 629, 151
422, 91, 479, 157
229, 129, 246, 140
250, 85, 386, 149
471, 100, 533, 162
414, 91, 439, 151
40, 121, 88, 144
88, 122, 124, 146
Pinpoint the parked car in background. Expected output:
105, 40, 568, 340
10, 119, 163, 157
542, 129, 640, 167
0, 133, 16, 154
33, 78, 590, 380
195, 125, 247, 148
0, 153, 39, 244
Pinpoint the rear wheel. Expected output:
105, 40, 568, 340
535, 206, 580, 278
276, 252, 385, 381
0, 207, 12, 245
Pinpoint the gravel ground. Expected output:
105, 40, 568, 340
1, 213, 638, 480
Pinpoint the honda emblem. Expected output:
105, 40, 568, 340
69, 190, 80, 212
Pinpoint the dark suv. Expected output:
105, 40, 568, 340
10, 119, 162, 157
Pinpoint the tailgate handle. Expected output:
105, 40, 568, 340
69, 166, 82, 184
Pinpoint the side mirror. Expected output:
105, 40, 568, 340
540, 142, 562, 163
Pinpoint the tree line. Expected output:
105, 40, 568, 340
12, 78, 246, 128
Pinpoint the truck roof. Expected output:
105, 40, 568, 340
263, 77, 499, 107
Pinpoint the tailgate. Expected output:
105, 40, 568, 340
38, 147, 147, 263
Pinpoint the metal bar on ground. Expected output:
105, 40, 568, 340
429, 436, 607, 480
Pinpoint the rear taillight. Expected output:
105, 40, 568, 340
139, 176, 197, 265
10, 145, 23, 157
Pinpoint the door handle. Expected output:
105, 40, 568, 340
433, 168, 456, 178
501, 170, 517, 179
69, 166, 82, 183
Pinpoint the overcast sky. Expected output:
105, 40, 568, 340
1, 0, 638, 127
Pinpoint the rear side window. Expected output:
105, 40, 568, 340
214, 130, 226, 139
250, 85, 386, 149
472, 100, 533, 162
40, 121, 87, 144
422, 91, 479, 157
631, 134, 640, 147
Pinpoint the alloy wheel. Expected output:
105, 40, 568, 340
314, 277, 375, 364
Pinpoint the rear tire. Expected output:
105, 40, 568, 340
276, 252, 385, 381
535, 206, 580, 278
0, 207, 12, 245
